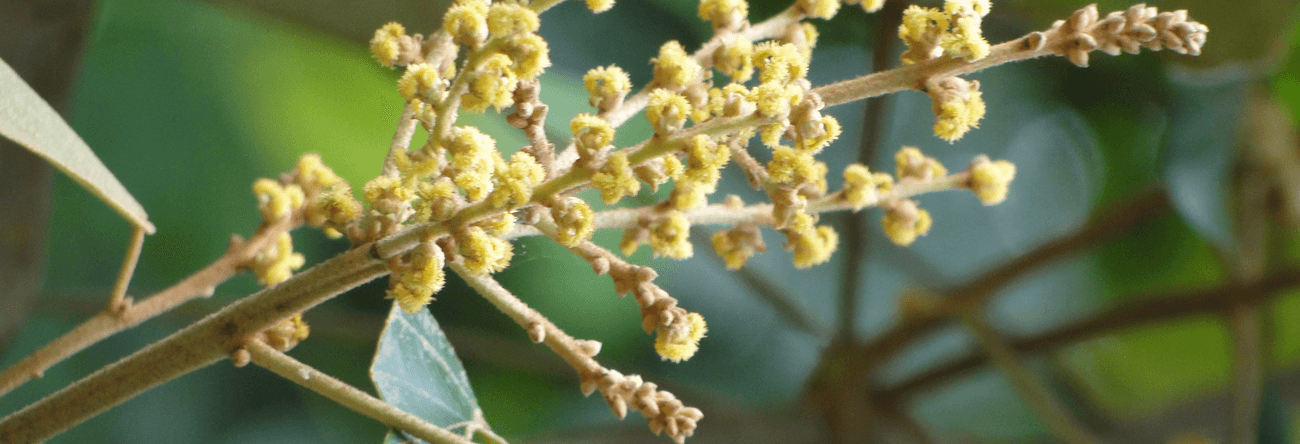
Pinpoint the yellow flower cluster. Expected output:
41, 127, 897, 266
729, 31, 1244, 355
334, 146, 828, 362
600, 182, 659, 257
783, 212, 838, 269
710, 223, 766, 270
253, 178, 305, 222
895, 146, 948, 181
368, 22, 413, 68
488, 152, 545, 209
899, 0, 992, 64
456, 226, 513, 275
550, 197, 596, 247
654, 312, 707, 363
583, 65, 632, 112
388, 242, 447, 313
251, 232, 306, 287
646, 89, 693, 136
842, 163, 893, 210
927, 76, 986, 143
571, 113, 614, 163
967, 155, 1017, 205
446, 126, 503, 202
651, 41, 702, 92
649, 211, 693, 260
882, 199, 933, 246
698, 0, 748, 31
591, 152, 641, 204
670, 135, 730, 210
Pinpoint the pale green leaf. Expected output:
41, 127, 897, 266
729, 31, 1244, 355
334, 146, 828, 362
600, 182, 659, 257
370, 302, 481, 443
0, 57, 153, 233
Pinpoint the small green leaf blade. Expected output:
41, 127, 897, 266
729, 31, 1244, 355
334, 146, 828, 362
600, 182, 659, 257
370, 302, 480, 443
0, 57, 153, 233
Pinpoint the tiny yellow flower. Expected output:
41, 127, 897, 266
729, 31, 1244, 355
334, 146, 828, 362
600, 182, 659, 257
698, 0, 748, 30
584, 65, 632, 112
798, 0, 841, 20
388, 243, 446, 313
650, 211, 693, 259
489, 152, 545, 209
458, 226, 514, 275
369, 22, 406, 68
397, 63, 443, 103
462, 53, 518, 112
651, 41, 702, 91
486, 3, 540, 37
444, 1, 489, 46
551, 197, 595, 247
967, 155, 1016, 205
591, 152, 641, 204
646, 89, 692, 135
882, 200, 933, 246
654, 312, 707, 362
895, 146, 948, 181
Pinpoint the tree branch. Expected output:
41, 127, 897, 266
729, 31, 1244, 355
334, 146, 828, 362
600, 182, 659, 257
881, 267, 1300, 401
0, 243, 386, 442
857, 188, 1169, 368
957, 308, 1099, 444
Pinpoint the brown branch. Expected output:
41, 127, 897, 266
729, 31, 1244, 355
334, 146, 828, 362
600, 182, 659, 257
957, 308, 1099, 444
881, 267, 1300, 401
0, 242, 387, 442
857, 188, 1170, 366
0, 216, 298, 399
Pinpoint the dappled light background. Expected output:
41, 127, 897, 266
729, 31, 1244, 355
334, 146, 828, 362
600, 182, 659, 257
3, 0, 1300, 442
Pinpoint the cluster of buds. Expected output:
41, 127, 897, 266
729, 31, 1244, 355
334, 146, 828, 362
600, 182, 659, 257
580, 368, 704, 444
899, 0, 992, 64
1031, 4, 1209, 68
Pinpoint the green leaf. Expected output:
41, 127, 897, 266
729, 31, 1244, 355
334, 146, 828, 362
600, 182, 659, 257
370, 302, 481, 443
0, 56, 153, 233
1159, 80, 1249, 254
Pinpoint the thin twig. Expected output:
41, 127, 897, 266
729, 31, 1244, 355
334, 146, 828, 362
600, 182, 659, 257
957, 307, 1099, 444
881, 267, 1300, 400
245, 339, 475, 444
0, 243, 386, 442
0, 216, 298, 399
383, 105, 419, 178
1227, 165, 1271, 444
107, 226, 146, 312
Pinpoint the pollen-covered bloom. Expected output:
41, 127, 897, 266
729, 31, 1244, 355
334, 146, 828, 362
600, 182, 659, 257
798, 0, 841, 20
489, 152, 545, 209
895, 146, 948, 181
710, 224, 766, 269
713, 36, 755, 83
842, 163, 893, 210
784, 212, 838, 268
698, 0, 748, 31
654, 312, 707, 362
591, 152, 641, 204
649, 211, 693, 259
584, 65, 632, 112
462, 53, 518, 112
443, 0, 489, 47
927, 76, 985, 143
586, 0, 615, 13
446, 126, 502, 201
252, 232, 306, 287
457, 226, 514, 275
571, 113, 614, 162
388, 242, 446, 313
551, 197, 596, 247
646, 89, 692, 135
967, 155, 1017, 205
651, 41, 702, 91
398, 63, 444, 104
501, 33, 551, 80
486, 2, 540, 37
369, 22, 408, 68
882, 199, 933, 246
253, 178, 306, 222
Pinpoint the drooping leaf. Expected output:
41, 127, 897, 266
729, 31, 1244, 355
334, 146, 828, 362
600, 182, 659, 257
0, 57, 153, 233
371, 302, 482, 443
1159, 79, 1249, 254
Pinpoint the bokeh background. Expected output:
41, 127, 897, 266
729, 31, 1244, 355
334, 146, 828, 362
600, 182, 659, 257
2, 0, 1300, 442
